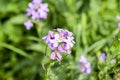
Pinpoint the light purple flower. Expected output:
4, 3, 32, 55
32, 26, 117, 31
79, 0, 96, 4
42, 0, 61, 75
24, 20, 33, 30
24, 0, 49, 30
78, 56, 91, 74
42, 28, 75, 61
118, 23, 120, 28
116, 16, 120, 28
26, 0, 49, 20
99, 53, 106, 62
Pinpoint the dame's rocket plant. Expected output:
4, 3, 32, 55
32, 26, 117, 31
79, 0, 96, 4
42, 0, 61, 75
42, 28, 75, 61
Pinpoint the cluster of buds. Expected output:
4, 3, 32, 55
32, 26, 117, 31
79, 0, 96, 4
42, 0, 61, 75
24, 0, 49, 30
42, 28, 75, 61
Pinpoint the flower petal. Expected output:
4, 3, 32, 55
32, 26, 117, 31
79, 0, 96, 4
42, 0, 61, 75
58, 45, 65, 52
51, 52, 56, 60
66, 49, 71, 54
24, 20, 33, 30
79, 56, 88, 64
56, 52, 62, 61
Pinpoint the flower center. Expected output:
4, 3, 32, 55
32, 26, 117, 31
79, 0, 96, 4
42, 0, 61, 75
59, 36, 65, 41
34, 5, 39, 10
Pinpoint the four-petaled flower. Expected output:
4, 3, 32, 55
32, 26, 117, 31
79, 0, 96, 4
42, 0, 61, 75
26, 0, 49, 20
24, 20, 33, 30
78, 56, 91, 74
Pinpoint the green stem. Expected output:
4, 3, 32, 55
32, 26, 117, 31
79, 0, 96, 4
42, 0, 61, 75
42, 61, 53, 80
36, 26, 41, 38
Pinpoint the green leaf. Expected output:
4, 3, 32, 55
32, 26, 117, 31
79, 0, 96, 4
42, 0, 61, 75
0, 43, 33, 59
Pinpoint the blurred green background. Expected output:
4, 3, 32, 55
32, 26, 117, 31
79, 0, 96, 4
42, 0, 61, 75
0, 0, 120, 80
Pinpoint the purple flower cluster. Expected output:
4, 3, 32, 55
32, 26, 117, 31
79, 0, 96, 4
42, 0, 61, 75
24, 0, 49, 30
78, 56, 91, 74
42, 28, 75, 61
116, 16, 120, 28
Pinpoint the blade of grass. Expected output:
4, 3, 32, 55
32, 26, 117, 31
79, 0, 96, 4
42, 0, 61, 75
0, 43, 33, 60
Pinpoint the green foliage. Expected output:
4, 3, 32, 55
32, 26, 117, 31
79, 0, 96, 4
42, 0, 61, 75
0, 0, 120, 80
